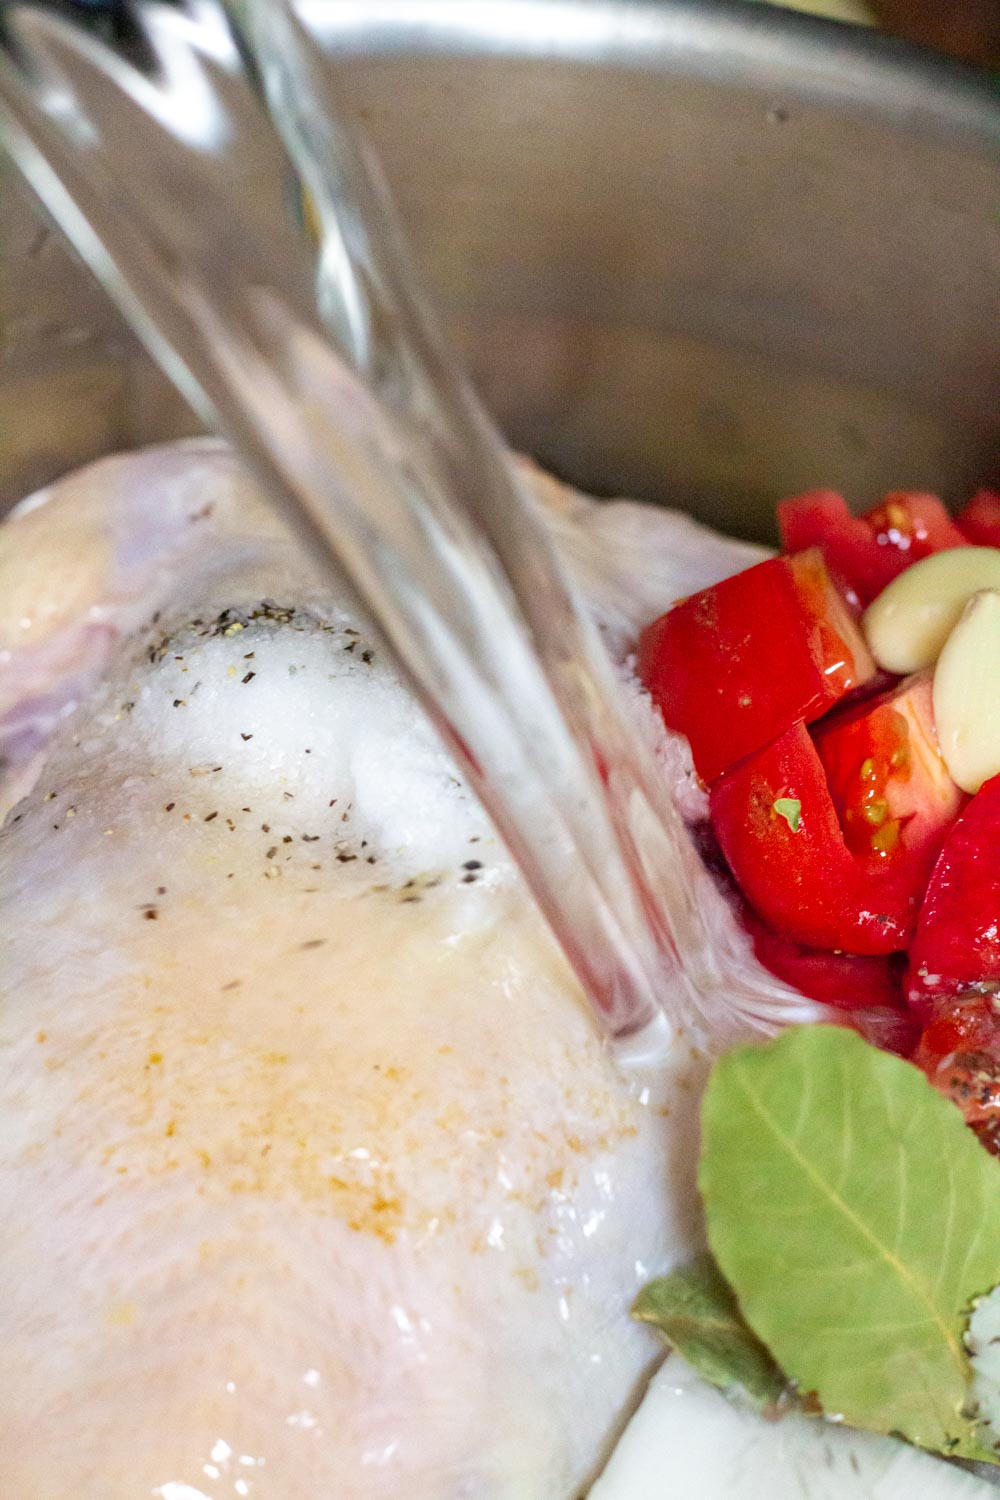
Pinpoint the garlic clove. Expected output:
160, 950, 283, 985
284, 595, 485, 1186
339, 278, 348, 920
932, 588, 1000, 795
862, 546, 1000, 674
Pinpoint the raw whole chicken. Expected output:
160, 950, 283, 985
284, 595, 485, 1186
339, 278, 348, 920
0, 439, 777, 1500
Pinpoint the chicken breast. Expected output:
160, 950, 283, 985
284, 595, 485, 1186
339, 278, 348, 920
0, 440, 769, 1500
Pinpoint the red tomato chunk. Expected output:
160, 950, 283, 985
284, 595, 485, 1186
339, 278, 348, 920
956, 488, 1000, 547
742, 905, 905, 1011
637, 549, 875, 785
746, 908, 917, 1056
914, 994, 1000, 1155
709, 721, 914, 954
778, 489, 965, 606
637, 484, 998, 1138
907, 772, 1000, 1018
812, 672, 963, 901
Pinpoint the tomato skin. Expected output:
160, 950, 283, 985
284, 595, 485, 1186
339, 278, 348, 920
955, 488, 1000, 547
812, 672, 963, 896
868, 490, 965, 560
709, 721, 913, 954
913, 994, 1000, 1155
777, 490, 876, 603
744, 908, 917, 1056
637, 549, 874, 784
778, 489, 965, 605
743, 905, 905, 1010
907, 773, 1000, 1018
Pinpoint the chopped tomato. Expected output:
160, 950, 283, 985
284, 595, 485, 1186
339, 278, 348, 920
907, 773, 1000, 1017
743, 905, 905, 1010
637, 549, 875, 784
778, 489, 965, 605
913, 993, 1000, 1155
868, 490, 966, 560
709, 721, 914, 954
777, 490, 876, 604
812, 672, 963, 896
955, 488, 1000, 547
694, 824, 915, 1050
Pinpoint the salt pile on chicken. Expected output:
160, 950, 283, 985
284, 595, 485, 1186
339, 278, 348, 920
0, 438, 815, 1500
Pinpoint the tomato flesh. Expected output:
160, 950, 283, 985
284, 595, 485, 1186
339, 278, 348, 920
637, 548, 874, 784
777, 490, 877, 604
907, 772, 1000, 1017
743, 905, 905, 1011
867, 490, 966, 562
745, 910, 917, 1056
639, 487, 1000, 1117
955, 488, 1000, 547
914, 993, 1000, 1155
812, 672, 963, 897
709, 720, 913, 954
778, 489, 965, 605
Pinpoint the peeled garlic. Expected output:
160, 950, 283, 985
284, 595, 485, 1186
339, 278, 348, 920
863, 547, 1000, 673
932, 589, 1000, 795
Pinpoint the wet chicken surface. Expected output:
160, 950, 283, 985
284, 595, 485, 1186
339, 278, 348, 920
0, 442, 766, 1499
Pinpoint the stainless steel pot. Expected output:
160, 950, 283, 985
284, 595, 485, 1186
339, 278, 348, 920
1, 0, 997, 539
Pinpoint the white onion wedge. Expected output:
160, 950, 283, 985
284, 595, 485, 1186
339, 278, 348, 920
589, 1358, 996, 1500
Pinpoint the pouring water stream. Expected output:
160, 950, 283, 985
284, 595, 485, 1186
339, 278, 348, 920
0, 0, 810, 1056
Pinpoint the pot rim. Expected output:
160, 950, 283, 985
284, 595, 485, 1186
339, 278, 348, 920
304, 0, 1000, 151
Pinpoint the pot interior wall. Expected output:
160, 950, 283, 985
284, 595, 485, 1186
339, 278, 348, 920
1, 4, 997, 539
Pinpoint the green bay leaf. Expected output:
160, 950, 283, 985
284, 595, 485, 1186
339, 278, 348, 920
699, 1025, 1000, 1462
633, 1253, 788, 1412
